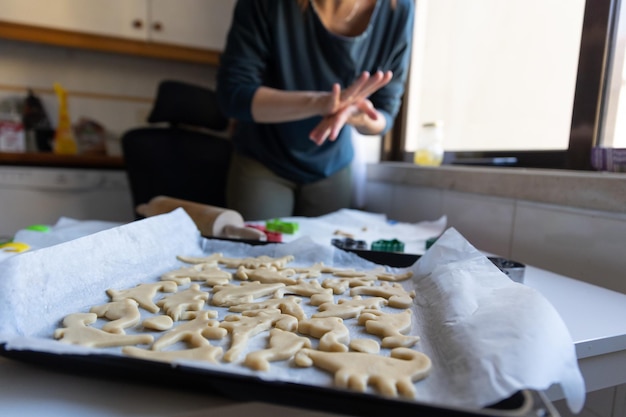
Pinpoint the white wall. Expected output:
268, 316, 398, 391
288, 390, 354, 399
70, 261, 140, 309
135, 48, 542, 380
0, 38, 217, 153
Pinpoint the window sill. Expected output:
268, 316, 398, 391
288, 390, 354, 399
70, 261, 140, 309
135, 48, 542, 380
367, 162, 626, 215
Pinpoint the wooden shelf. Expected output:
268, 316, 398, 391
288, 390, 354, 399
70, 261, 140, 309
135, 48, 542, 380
0, 152, 125, 170
0, 20, 221, 66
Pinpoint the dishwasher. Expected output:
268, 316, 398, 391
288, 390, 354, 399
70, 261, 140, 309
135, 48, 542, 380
0, 165, 135, 238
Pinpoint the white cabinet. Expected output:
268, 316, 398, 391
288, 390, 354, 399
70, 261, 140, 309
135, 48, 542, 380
148, 0, 236, 50
0, 0, 237, 51
0, 0, 148, 40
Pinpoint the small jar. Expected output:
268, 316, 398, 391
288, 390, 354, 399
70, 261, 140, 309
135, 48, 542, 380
414, 121, 444, 166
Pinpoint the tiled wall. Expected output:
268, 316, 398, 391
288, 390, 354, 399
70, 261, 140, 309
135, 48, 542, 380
364, 179, 626, 417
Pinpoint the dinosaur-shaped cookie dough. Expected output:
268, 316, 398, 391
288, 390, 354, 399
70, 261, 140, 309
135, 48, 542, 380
219, 255, 295, 269
156, 284, 209, 321
220, 309, 298, 362
350, 282, 416, 309
211, 282, 286, 307
333, 267, 413, 283
274, 278, 334, 305
54, 313, 153, 348
243, 328, 311, 371
107, 281, 177, 313
322, 278, 374, 295
298, 317, 350, 352
123, 345, 223, 364
142, 315, 174, 331
161, 264, 231, 286
294, 347, 431, 398
152, 310, 225, 351
90, 299, 142, 334
312, 296, 387, 319
228, 296, 306, 321
358, 309, 420, 348
291, 262, 339, 279
176, 253, 222, 265
235, 266, 298, 285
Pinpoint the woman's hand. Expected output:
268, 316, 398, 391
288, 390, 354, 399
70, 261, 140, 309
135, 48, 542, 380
310, 71, 392, 145
309, 100, 375, 145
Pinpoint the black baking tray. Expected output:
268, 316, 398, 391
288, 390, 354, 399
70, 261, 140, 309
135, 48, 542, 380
227, 236, 526, 282
0, 238, 545, 417
0, 344, 556, 417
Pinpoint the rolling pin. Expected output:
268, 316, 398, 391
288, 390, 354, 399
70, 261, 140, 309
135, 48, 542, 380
136, 196, 267, 241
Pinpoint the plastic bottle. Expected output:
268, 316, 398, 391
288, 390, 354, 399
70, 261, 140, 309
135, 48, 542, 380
52, 82, 78, 155
414, 121, 444, 166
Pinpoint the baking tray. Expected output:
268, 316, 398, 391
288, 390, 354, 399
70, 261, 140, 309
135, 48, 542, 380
0, 344, 557, 417
0, 238, 548, 417
328, 239, 526, 283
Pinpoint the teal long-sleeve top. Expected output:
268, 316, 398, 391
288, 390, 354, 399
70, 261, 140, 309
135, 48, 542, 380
216, 0, 414, 184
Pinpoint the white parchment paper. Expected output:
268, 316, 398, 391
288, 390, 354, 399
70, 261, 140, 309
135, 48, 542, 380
0, 209, 584, 413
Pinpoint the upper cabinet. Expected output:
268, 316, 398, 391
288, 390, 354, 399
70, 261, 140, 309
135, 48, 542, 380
0, 0, 150, 40
0, 0, 237, 64
148, 0, 236, 51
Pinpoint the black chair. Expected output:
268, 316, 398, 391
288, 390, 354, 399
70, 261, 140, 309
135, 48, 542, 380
121, 80, 232, 216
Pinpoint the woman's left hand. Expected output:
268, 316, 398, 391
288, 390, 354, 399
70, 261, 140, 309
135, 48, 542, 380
309, 100, 376, 145
309, 71, 392, 145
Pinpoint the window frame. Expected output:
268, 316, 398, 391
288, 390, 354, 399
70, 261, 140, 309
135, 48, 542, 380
386, 0, 618, 170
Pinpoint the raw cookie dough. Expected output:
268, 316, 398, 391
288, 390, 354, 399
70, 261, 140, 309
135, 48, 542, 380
142, 315, 174, 331
211, 282, 285, 307
298, 317, 350, 352
350, 282, 416, 309
235, 266, 298, 285
176, 253, 222, 265
274, 278, 334, 304
156, 283, 209, 321
243, 328, 311, 371
219, 309, 298, 362
228, 296, 306, 321
107, 281, 177, 313
152, 310, 225, 351
161, 264, 231, 286
294, 347, 431, 398
54, 313, 153, 348
349, 338, 381, 354
90, 299, 141, 334
312, 296, 387, 319
292, 262, 339, 279
358, 309, 420, 348
219, 255, 295, 269
123, 345, 223, 364
322, 278, 373, 295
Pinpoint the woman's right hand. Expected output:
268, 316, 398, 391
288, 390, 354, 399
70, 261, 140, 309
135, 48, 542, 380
319, 70, 392, 119
310, 70, 392, 145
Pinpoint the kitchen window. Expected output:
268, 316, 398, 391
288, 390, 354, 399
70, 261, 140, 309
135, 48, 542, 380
394, 0, 624, 171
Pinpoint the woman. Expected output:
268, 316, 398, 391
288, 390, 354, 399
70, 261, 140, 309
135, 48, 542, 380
216, 0, 414, 220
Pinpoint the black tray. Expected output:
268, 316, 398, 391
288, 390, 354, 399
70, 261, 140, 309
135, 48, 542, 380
0, 344, 555, 417
0, 237, 545, 417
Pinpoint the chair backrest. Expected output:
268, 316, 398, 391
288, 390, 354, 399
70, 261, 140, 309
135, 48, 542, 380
121, 80, 232, 215
121, 127, 232, 212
